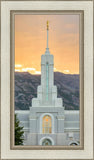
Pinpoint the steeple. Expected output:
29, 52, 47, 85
45, 21, 50, 55
47, 21, 49, 48
32, 20, 63, 108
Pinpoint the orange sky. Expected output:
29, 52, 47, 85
15, 14, 79, 74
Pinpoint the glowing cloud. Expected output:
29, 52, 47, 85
15, 69, 21, 72
54, 68, 57, 71
35, 71, 41, 74
63, 70, 70, 74
15, 67, 41, 75
22, 68, 27, 72
22, 68, 36, 72
15, 64, 22, 68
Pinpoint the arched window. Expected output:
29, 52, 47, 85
42, 115, 52, 134
70, 143, 78, 146
42, 139, 52, 146
69, 141, 79, 146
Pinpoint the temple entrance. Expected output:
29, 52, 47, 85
42, 139, 52, 146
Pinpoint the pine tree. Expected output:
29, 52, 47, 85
15, 114, 24, 145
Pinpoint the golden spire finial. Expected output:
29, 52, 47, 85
47, 21, 49, 30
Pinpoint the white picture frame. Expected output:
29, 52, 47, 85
0, 0, 94, 160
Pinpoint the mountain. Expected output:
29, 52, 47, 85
15, 72, 79, 110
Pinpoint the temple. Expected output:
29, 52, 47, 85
15, 21, 80, 146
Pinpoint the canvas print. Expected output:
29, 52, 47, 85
14, 14, 80, 146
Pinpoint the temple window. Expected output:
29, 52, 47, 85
42, 115, 52, 134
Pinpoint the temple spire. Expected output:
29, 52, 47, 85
47, 21, 49, 48
45, 21, 50, 55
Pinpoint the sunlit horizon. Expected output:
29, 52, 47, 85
15, 64, 79, 75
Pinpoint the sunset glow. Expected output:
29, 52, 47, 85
15, 65, 77, 74
15, 14, 79, 74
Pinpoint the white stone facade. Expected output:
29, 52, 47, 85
15, 110, 80, 145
